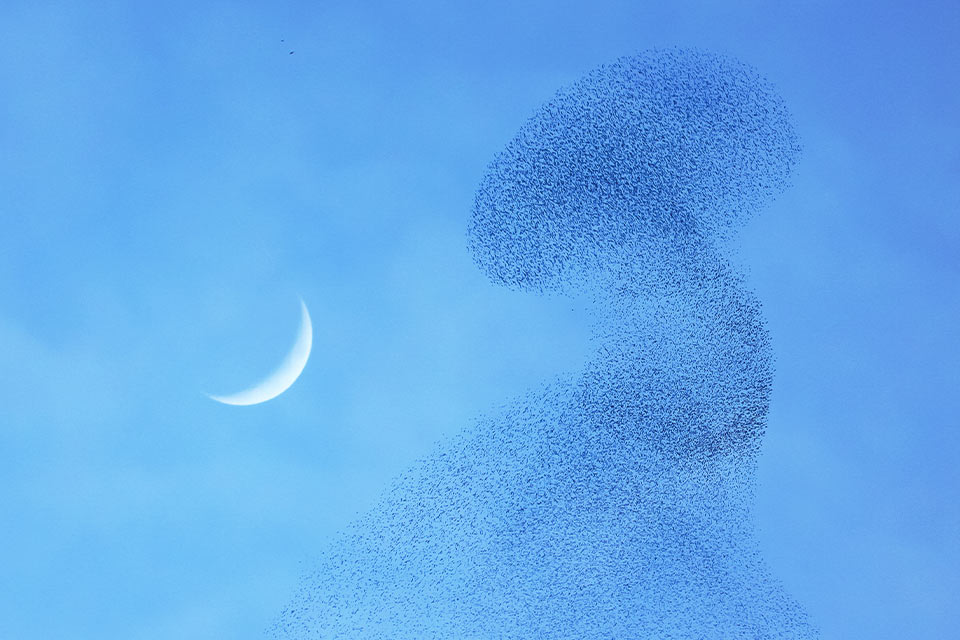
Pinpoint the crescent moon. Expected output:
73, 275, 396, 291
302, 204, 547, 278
208, 297, 313, 406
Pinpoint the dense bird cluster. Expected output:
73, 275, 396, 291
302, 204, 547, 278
271, 49, 814, 638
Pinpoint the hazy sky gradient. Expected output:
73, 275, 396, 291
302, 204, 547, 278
1, 1, 957, 638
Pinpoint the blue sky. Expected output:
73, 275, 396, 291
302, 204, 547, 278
1, 1, 957, 638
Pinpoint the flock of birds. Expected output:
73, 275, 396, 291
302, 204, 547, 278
269, 49, 816, 639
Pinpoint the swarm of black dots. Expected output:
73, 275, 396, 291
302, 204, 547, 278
271, 49, 815, 639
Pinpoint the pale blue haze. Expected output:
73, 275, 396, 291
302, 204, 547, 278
0, 1, 957, 638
